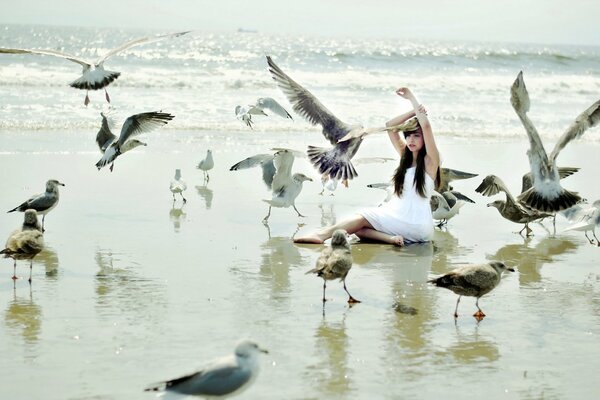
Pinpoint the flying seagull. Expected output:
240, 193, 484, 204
266, 55, 365, 182
95, 111, 174, 171
306, 229, 360, 304
235, 97, 293, 129
96, 112, 147, 172
0, 31, 190, 105
8, 179, 65, 232
145, 339, 267, 398
428, 261, 514, 320
510, 71, 600, 212
1, 209, 44, 282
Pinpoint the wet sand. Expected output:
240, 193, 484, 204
1, 129, 599, 399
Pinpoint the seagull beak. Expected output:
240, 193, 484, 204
59, 182, 66, 186
260, 347, 269, 354
507, 267, 516, 272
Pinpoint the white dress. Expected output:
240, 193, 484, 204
360, 167, 434, 243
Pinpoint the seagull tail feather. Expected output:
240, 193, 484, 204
307, 146, 358, 182
70, 71, 121, 91
517, 187, 581, 213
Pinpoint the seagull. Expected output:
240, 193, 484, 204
96, 112, 147, 172
562, 199, 600, 245
1, 209, 44, 282
476, 173, 569, 236
95, 111, 174, 171
266, 55, 364, 183
319, 175, 339, 196
439, 168, 479, 192
235, 97, 293, 129
196, 149, 214, 183
0, 31, 190, 105
230, 149, 312, 221
169, 169, 187, 203
8, 179, 65, 232
305, 229, 360, 304
510, 71, 600, 212
430, 190, 475, 227
428, 261, 514, 320
144, 339, 268, 398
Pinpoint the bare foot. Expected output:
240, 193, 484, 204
294, 233, 326, 244
390, 235, 404, 246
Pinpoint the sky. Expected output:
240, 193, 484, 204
1, 0, 599, 46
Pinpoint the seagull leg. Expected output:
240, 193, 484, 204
12, 260, 17, 281
473, 298, 486, 319
206, 172, 210, 183
109, 163, 114, 172
584, 232, 594, 244
181, 193, 187, 203
343, 280, 361, 304
263, 206, 272, 222
593, 231, 600, 247
28, 260, 33, 283
84, 92, 90, 106
322, 280, 327, 303
105, 89, 111, 103
293, 205, 306, 218
454, 296, 462, 318
42, 215, 46, 233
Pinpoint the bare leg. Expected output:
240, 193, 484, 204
343, 280, 360, 303
355, 228, 404, 246
454, 295, 462, 318
263, 206, 272, 222
294, 215, 373, 244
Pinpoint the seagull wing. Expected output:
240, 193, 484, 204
266, 56, 351, 144
475, 175, 517, 205
97, 31, 191, 63
255, 97, 293, 119
229, 154, 276, 189
367, 182, 392, 190
0, 47, 91, 67
354, 157, 395, 165
96, 113, 116, 152
117, 111, 174, 146
448, 190, 475, 204
549, 99, 600, 164
271, 150, 295, 195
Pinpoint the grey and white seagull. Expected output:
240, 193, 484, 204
8, 179, 65, 232
266, 56, 364, 183
235, 97, 293, 129
196, 149, 214, 183
96, 112, 147, 172
230, 149, 312, 221
144, 339, 268, 398
95, 111, 174, 171
0, 31, 190, 105
511, 71, 600, 212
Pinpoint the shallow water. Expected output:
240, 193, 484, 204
0, 130, 599, 399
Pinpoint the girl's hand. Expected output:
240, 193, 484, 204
396, 87, 414, 99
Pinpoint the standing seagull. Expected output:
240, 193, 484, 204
95, 111, 174, 170
169, 169, 188, 203
266, 56, 364, 183
430, 190, 475, 227
196, 149, 214, 183
511, 71, 600, 212
306, 229, 360, 304
235, 97, 293, 129
428, 261, 514, 320
8, 179, 65, 232
1, 209, 44, 282
0, 31, 190, 105
144, 339, 268, 398
96, 112, 147, 172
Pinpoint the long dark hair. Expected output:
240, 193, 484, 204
392, 124, 442, 198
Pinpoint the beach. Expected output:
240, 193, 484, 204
1, 128, 599, 399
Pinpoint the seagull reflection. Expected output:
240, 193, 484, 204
34, 245, 59, 279
169, 203, 187, 233
318, 202, 337, 227
487, 235, 578, 286
431, 229, 471, 275
195, 184, 214, 209
304, 316, 352, 398
4, 286, 41, 344
445, 324, 500, 364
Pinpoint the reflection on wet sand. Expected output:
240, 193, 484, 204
94, 249, 166, 319
318, 202, 336, 227
33, 245, 59, 279
259, 223, 307, 301
4, 286, 42, 344
444, 325, 500, 364
431, 229, 472, 275
195, 185, 213, 209
305, 316, 353, 398
169, 203, 187, 233
487, 235, 579, 285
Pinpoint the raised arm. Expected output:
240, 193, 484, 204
385, 109, 415, 156
396, 87, 440, 175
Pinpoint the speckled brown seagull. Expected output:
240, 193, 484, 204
0, 31, 190, 105
511, 71, 600, 212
